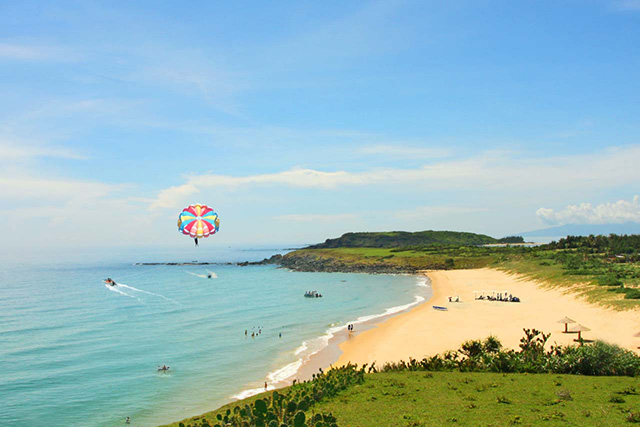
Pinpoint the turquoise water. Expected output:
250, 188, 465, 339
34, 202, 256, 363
0, 247, 430, 427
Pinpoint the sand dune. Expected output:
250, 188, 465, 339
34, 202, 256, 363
336, 268, 640, 367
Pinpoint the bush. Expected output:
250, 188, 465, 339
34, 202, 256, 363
624, 289, 640, 299
382, 329, 640, 377
597, 274, 623, 286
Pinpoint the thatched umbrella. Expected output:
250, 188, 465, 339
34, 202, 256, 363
569, 324, 591, 340
557, 316, 576, 333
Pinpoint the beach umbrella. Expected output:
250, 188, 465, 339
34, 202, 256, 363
557, 316, 576, 333
569, 324, 591, 341
177, 203, 220, 246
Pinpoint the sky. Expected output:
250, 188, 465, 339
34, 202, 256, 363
1, 0, 640, 252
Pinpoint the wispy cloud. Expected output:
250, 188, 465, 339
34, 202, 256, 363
149, 145, 640, 210
614, 0, 640, 11
0, 176, 120, 201
0, 139, 86, 160
0, 42, 77, 61
537, 195, 640, 225
394, 206, 489, 220
274, 213, 358, 222
360, 144, 450, 159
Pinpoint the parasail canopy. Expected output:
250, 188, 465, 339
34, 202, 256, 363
177, 204, 220, 239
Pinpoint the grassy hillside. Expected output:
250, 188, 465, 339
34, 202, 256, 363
163, 330, 640, 427
163, 371, 640, 427
281, 235, 640, 310
315, 371, 640, 426
307, 231, 523, 249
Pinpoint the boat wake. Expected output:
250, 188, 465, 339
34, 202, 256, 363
117, 283, 179, 304
187, 271, 217, 279
105, 284, 138, 300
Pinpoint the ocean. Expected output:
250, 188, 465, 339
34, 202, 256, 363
0, 246, 430, 426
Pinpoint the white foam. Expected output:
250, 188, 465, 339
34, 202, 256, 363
232, 275, 431, 399
231, 384, 276, 400
267, 359, 303, 383
105, 284, 138, 300
187, 271, 217, 279
117, 283, 179, 305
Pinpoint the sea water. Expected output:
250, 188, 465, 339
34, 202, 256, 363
0, 246, 430, 427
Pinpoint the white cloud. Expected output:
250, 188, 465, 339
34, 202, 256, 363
0, 42, 77, 61
0, 176, 119, 200
0, 140, 86, 160
359, 144, 450, 158
274, 213, 358, 222
150, 184, 200, 210
149, 145, 640, 210
615, 0, 640, 11
537, 196, 640, 225
394, 206, 489, 220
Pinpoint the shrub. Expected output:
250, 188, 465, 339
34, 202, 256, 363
597, 274, 623, 286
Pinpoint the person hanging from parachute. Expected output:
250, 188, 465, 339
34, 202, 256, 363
177, 204, 220, 246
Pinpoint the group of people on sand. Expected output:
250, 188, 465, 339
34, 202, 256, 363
347, 324, 355, 332
448, 295, 461, 303
476, 292, 520, 303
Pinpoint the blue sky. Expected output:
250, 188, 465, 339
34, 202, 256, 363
1, 0, 640, 250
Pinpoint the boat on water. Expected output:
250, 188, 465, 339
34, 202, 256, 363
432, 305, 448, 311
304, 290, 323, 298
104, 278, 117, 286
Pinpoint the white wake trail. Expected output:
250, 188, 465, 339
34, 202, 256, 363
117, 283, 179, 304
187, 271, 217, 279
105, 284, 137, 299
187, 272, 207, 278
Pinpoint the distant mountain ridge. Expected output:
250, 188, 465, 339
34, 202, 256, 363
306, 230, 523, 249
519, 223, 640, 238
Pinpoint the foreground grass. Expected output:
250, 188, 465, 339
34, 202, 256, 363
315, 371, 640, 426
162, 371, 640, 427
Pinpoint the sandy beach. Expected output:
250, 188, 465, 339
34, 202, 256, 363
335, 268, 640, 367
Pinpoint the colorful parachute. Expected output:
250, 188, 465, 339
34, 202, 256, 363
177, 204, 220, 239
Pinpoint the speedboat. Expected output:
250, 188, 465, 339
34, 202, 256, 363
104, 278, 116, 286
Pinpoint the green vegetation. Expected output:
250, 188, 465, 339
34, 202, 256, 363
307, 231, 523, 249
314, 371, 640, 426
164, 331, 640, 427
282, 234, 640, 310
378, 329, 640, 377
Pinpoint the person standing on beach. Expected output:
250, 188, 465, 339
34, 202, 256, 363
264, 381, 268, 391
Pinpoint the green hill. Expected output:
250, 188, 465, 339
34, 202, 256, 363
307, 231, 523, 249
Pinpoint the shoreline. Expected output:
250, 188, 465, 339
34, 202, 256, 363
229, 274, 432, 401
334, 268, 640, 367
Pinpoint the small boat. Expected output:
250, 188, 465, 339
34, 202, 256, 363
158, 366, 170, 372
432, 305, 448, 311
304, 291, 323, 298
104, 278, 117, 286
